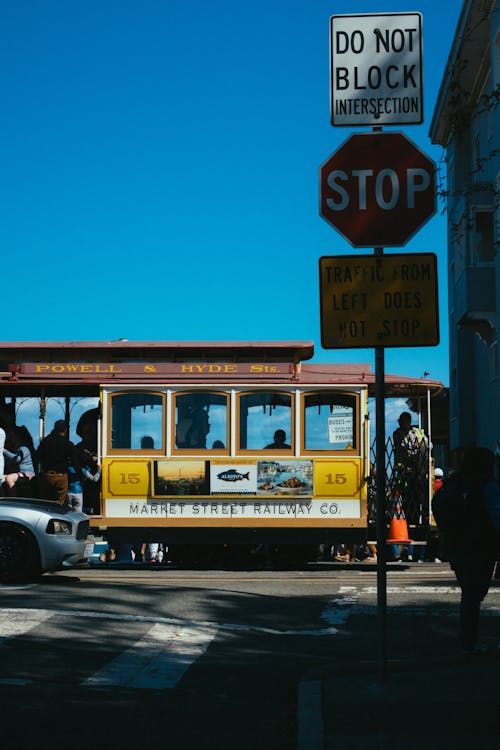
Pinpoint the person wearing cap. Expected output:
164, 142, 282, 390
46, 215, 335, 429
36, 420, 83, 504
434, 467, 444, 493
429, 467, 445, 562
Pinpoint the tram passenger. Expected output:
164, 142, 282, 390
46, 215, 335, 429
75, 409, 101, 513
188, 405, 210, 448
0, 420, 5, 490
76, 444, 101, 514
391, 412, 429, 560
2, 425, 36, 497
36, 420, 83, 504
392, 413, 428, 491
67, 461, 101, 513
139, 436, 160, 562
176, 401, 210, 449
264, 429, 291, 450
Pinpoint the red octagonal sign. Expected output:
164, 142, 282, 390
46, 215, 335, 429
319, 132, 436, 247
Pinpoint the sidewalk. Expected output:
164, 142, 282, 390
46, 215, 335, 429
299, 579, 500, 750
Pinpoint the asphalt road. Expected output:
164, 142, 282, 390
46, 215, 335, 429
1, 564, 496, 749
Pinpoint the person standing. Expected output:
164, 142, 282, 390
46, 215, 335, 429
36, 420, 83, 504
434, 467, 444, 493
0, 422, 5, 489
392, 412, 428, 502
391, 412, 429, 560
67, 461, 101, 513
432, 446, 500, 654
3, 425, 36, 496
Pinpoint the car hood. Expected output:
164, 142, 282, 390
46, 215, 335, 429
0, 497, 74, 515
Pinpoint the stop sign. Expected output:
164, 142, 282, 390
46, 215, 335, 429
319, 132, 436, 247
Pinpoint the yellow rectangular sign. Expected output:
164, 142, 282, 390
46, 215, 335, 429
104, 458, 151, 497
319, 253, 439, 348
314, 458, 362, 498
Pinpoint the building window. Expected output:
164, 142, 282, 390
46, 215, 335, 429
473, 210, 495, 263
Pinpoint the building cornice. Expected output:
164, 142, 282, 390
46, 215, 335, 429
429, 0, 496, 146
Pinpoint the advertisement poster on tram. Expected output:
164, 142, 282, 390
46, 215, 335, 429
257, 461, 313, 496
153, 460, 209, 496
210, 463, 257, 494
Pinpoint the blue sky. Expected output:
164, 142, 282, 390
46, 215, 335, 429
2, 0, 462, 388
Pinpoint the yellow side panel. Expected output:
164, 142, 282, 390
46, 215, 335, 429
103, 458, 151, 497
314, 458, 363, 498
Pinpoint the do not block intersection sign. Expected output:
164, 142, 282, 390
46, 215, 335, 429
330, 12, 423, 127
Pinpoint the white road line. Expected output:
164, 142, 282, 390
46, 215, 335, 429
340, 585, 500, 595
83, 622, 217, 689
0, 607, 338, 637
322, 586, 500, 626
0, 608, 54, 640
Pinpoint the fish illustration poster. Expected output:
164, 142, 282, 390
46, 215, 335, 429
210, 462, 258, 494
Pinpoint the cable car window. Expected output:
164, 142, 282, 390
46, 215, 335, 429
174, 392, 228, 450
304, 393, 357, 451
110, 392, 164, 451
238, 392, 293, 452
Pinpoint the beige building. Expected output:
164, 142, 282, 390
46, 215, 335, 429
430, 0, 500, 456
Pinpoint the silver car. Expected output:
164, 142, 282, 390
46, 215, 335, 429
0, 498, 93, 583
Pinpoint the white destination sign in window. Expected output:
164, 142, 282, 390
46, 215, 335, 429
328, 414, 353, 445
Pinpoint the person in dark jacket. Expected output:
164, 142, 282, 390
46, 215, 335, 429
36, 420, 83, 504
432, 446, 500, 654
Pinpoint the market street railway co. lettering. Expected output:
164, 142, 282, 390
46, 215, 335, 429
126, 501, 341, 518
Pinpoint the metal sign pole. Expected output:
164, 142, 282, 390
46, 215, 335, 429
371, 109, 388, 680
375, 323, 388, 681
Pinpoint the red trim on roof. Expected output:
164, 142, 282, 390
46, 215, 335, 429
0, 340, 315, 359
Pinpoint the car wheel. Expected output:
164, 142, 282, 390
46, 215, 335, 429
0, 523, 41, 583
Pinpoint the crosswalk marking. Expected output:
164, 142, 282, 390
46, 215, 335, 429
83, 622, 217, 689
0, 608, 53, 640
0, 607, 337, 692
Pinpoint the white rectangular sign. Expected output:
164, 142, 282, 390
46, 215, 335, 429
330, 12, 423, 126
328, 413, 353, 445
210, 463, 257, 494
105, 498, 360, 520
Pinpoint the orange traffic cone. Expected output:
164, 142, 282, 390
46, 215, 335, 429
386, 491, 412, 544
